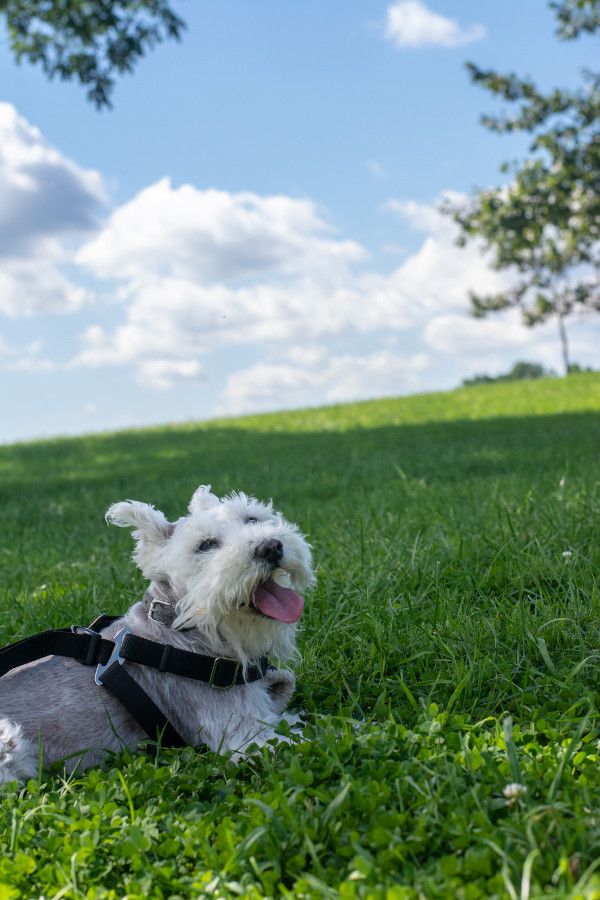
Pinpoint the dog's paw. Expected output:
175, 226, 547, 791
0, 719, 38, 785
263, 667, 296, 713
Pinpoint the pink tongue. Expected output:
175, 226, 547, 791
252, 578, 304, 623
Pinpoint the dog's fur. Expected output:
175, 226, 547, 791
0, 486, 314, 784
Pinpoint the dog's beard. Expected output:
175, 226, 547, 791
172, 568, 301, 669
219, 608, 298, 669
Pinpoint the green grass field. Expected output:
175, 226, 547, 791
1, 372, 600, 899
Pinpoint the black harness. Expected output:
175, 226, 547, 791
0, 614, 269, 749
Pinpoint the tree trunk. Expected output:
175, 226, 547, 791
557, 313, 570, 375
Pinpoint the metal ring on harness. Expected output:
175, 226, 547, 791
94, 627, 129, 685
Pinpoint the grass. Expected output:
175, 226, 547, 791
1, 371, 600, 898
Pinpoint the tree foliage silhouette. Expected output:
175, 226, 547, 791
445, 0, 599, 373
1, 1, 186, 109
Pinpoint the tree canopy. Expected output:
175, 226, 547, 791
0, 0, 186, 109
445, 0, 600, 373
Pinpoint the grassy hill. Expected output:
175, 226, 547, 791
1, 372, 599, 898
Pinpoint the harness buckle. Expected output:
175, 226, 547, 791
209, 657, 241, 690
95, 628, 130, 686
148, 598, 172, 623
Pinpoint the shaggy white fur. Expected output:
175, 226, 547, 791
0, 486, 315, 785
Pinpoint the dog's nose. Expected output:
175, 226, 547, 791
254, 539, 283, 565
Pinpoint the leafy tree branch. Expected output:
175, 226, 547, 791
444, 0, 600, 373
0, 0, 186, 109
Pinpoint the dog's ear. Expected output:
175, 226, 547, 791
105, 501, 174, 543
188, 485, 220, 514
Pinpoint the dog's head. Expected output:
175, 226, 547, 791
106, 486, 314, 662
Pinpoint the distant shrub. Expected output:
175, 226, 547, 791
567, 362, 595, 374
463, 360, 555, 387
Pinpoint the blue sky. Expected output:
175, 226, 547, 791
1, 1, 598, 442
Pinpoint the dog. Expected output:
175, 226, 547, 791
0, 485, 314, 784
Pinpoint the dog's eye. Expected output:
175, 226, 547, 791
245, 516, 258, 525
196, 538, 221, 552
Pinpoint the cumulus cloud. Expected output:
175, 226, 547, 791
137, 358, 203, 391
0, 260, 91, 317
384, 1, 486, 49
380, 194, 509, 315
6, 105, 598, 436
425, 311, 600, 376
0, 102, 105, 316
217, 351, 430, 416
215, 272, 599, 417
424, 312, 537, 355
0, 335, 54, 372
77, 178, 365, 283
72, 187, 509, 388
385, 194, 461, 234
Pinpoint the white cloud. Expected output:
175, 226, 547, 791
72, 178, 376, 386
366, 159, 387, 179
0, 103, 105, 316
385, 1, 486, 49
217, 351, 430, 416
424, 312, 536, 355
384, 194, 462, 235
425, 310, 600, 375
380, 194, 508, 315
0, 335, 54, 372
383, 243, 407, 256
285, 344, 328, 367
0, 260, 91, 317
73, 188, 509, 387
8, 105, 590, 413
77, 178, 365, 283
137, 358, 203, 391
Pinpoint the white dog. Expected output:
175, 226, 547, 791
0, 485, 314, 784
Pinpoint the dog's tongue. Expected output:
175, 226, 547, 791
253, 578, 304, 623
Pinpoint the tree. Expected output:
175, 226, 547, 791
0, 1, 186, 109
444, 0, 600, 374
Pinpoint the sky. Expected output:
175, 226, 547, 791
1, 0, 598, 443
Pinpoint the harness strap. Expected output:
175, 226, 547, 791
119, 633, 269, 686
0, 614, 270, 752
98, 661, 187, 748
0, 622, 186, 748
0, 622, 268, 687
0, 628, 114, 677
